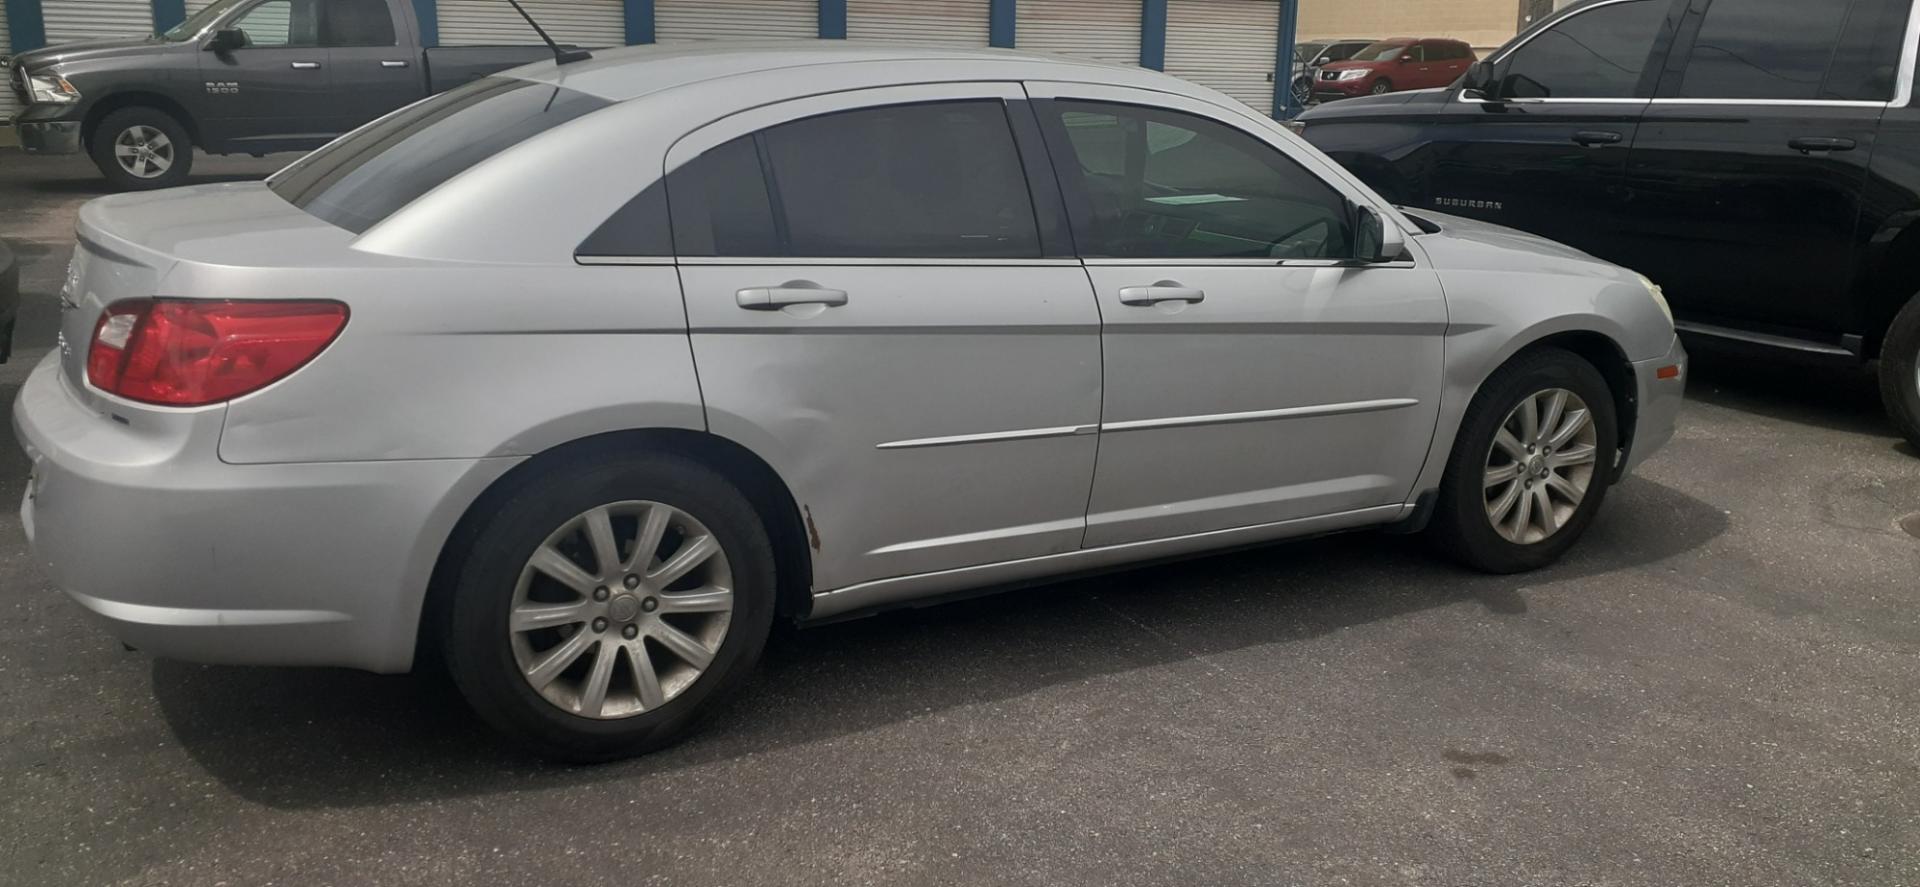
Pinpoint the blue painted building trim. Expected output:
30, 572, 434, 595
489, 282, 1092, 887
5, 0, 45, 52
1275, 0, 1300, 118
410, 0, 437, 47
819, 0, 846, 39
988, 0, 1014, 48
152, 0, 185, 33
626, 0, 654, 44
1138, 0, 1165, 70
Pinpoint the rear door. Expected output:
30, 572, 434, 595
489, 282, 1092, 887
1619, 0, 1909, 337
1413, 0, 1677, 264
665, 84, 1105, 591
1027, 83, 1447, 547
322, 0, 422, 133
197, 0, 329, 147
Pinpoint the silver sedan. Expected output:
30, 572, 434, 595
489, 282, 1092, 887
13, 42, 1686, 761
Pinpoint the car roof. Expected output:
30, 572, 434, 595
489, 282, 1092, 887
506, 40, 1195, 104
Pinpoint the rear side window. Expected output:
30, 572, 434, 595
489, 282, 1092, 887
1676, 0, 1905, 101
1499, 0, 1667, 99
668, 100, 1042, 259
270, 77, 610, 233
323, 0, 396, 46
229, 0, 318, 47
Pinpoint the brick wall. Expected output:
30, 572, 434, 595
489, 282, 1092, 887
1297, 0, 1519, 54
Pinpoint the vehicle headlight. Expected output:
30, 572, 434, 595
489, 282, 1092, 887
1636, 272, 1673, 325
1337, 69, 1369, 81
26, 71, 82, 105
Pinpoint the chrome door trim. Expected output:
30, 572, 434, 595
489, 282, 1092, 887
1896, 0, 1920, 107
1083, 258, 1420, 269
805, 503, 1409, 620
676, 257, 1084, 267
575, 256, 676, 266
875, 424, 1098, 450
1649, 98, 1892, 109
1455, 94, 1651, 106
1100, 398, 1421, 433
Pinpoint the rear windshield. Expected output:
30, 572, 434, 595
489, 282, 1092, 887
269, 77, 610, 233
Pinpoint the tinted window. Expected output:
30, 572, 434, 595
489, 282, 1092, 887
230, 0, 318, 47
1327, 42, 1371, 61
324, 0, 396, 46
1824, 0, 1911, 101
271, 77, 610, 233
1677, 0, 1899, 101
671, 100, 1041, 259
1045, 101, 1353, 260
1500, 0, 1666, 98
1353, 41, 1410, 62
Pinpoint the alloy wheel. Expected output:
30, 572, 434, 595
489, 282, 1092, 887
509, 501, 734, 720
113, 125, 174, 179
1482, 388, 1599, 544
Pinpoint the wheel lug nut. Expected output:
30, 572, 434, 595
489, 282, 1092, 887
622, 624, 639, 640
593, 586, 609, 601
592, 617, 609, 633
641, 597, 659, 613
623, 574, 641, 590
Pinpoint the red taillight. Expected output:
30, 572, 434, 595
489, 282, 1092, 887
86, 299, 348, 406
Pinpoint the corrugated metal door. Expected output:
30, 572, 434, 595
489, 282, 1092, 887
847, 0, 989, 46
1016, 0, 1139, 66
656, 0, 817, 41
438, 0, 624, 47
42, 0, 156, 43
1, 9, 16, 123
1165, 0, 1278, 115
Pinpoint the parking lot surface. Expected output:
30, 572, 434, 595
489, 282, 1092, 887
1, 150, 1916, 887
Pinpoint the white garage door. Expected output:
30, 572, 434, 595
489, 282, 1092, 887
847, 0, 988, 47
1165, 0, 1278, 115
1016, 0, 1139, 66
438, 0, 624, 47
656, 0, 817, 41
43, 0, 155, 43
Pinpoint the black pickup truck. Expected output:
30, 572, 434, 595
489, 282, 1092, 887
1298, 0, 1920, 450
7, 0, 563, 189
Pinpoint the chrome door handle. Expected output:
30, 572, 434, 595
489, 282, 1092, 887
289, 61, 321, 70
1119, 283, 1205, 306
736, 285, 849, 310
381, 59, 410, 68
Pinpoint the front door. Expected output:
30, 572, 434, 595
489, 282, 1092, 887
1412, 0, 1676, 263
322, 0, 422, 132
1618, 0, 1905, 336
1026, 84, 1447, 548
666, 84, 1104, 591
198, 0, 330, 148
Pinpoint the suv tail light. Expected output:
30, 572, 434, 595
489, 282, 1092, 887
87, 299, 348, 406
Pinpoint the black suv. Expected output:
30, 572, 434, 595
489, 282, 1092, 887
1297, 0, 1920, 448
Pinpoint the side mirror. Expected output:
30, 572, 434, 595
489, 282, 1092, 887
1355, 205, 1407, 264
1399, 54, 1416, 64
205, 28, 246, 52
1462, 60, 1498, 98
1315, 56, 1331, 66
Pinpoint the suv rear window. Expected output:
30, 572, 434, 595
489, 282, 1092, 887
269, 77, 610, 233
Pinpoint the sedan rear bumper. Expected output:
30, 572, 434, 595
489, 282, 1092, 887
13, 352, 518, 673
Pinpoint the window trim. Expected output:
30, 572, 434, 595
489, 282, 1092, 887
644, 82, 1071, 264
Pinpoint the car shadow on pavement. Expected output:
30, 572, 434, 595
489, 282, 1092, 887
1682, 348, 1899, 441
149, 476, 1727, 810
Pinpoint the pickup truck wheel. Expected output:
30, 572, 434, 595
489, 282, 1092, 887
90, 107, 194, 191
1879, 295, 1920, 453
1429, 348, 1619, 574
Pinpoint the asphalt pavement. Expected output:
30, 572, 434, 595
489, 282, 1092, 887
0, 148, 1916, 887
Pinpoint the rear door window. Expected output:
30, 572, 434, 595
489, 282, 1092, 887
1674, 0, 1907, 101
270, 77, 610, 233
666, 100, 1042, 259
1498, 0, 1668, 99
322, 0, 397, 46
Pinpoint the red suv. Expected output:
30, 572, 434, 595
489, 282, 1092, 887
1313, 38, 1477, 101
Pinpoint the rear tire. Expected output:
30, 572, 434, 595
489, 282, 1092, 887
1878, 295, 1920, 453
90, 106, 194, 191
1429, 348, 1620, 573
443, 452, 777, 762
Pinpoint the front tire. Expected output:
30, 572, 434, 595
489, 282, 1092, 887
1878, 295, 1920, 452
443, 452, 777, 762
90, 106, 194, 191
1429, 348, 1619, 573
1370, 79, 1394, 96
